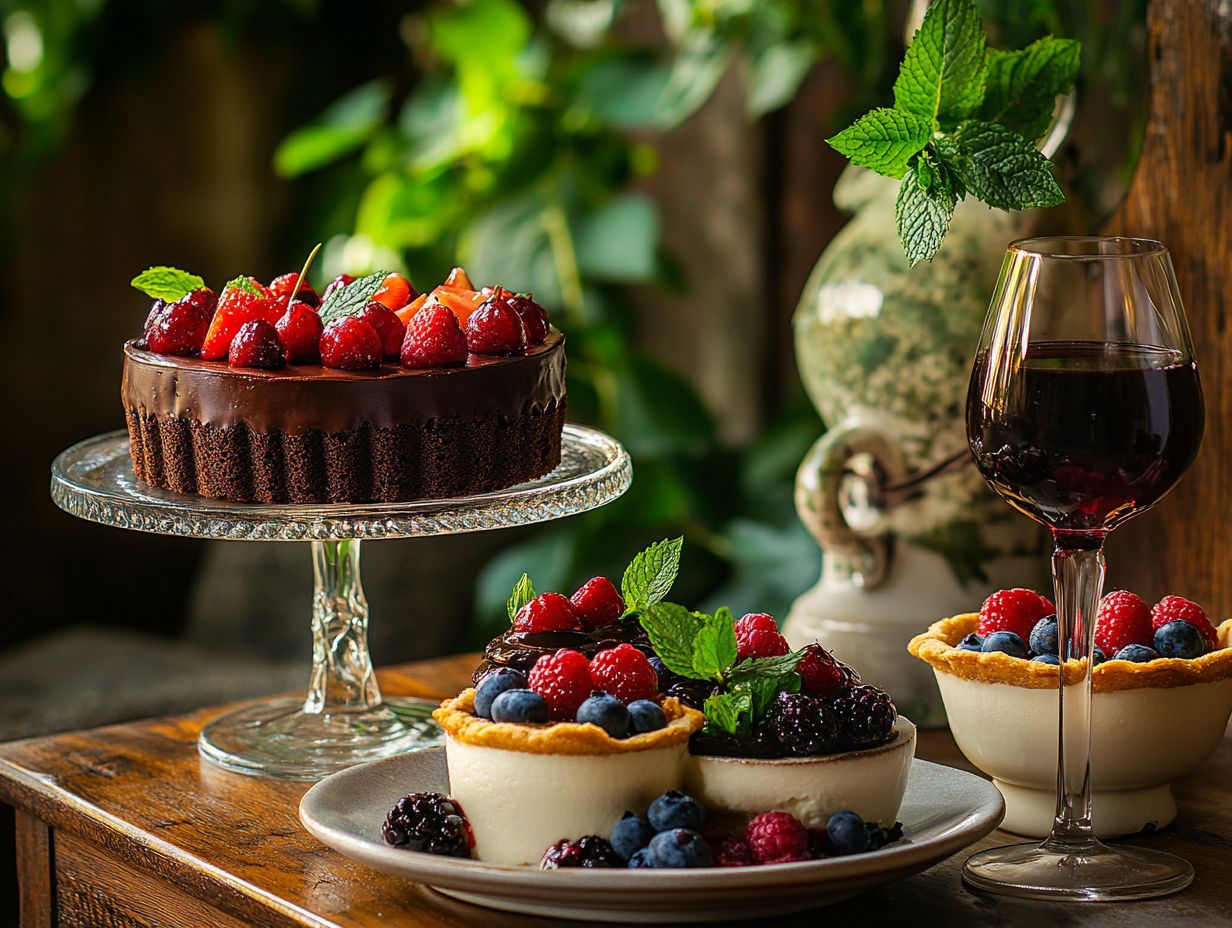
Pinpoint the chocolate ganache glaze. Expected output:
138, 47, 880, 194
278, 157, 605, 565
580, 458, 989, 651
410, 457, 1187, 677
472, 618, 653, 684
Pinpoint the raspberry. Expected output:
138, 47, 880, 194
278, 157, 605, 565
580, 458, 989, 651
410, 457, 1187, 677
145, 298, 211, 357
466, 294, 526, 355
513, 592, 583, 633
322, 273, 354, 300
540, 835, 622, 869
275, 301, 324, 362
745, 811, 811, 864
269, 272, 318, 306
1095, 590, 1153, 656
202, 280, 276, 360
527, 649, 593, 720
228, 320, 285, 370
320, 317, 382, 370
505, 292, 549, 344
714, 834, 757, 867
355, 301, 406, 358
382, 792, 473, 858
400, 303, 468, 368
735, 613, 790, 660
835, 684, 896, 748
372, 272, 415, 310
796, 643, 848, 697
569, 577, 624, 629
1151, 595, 1218, 649
977, 588, 1054, 640
589, 644, 658, 703
767, 692, 841, 756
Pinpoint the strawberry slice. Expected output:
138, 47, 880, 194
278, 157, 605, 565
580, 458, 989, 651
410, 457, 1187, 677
444, 266, 474, 290
431, 285, 485, 327
201, 278, 276, 360
395, 292, 429, 327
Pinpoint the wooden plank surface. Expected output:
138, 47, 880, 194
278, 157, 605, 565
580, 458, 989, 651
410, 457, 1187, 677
15, 810, 53, 928
0, 653, 1228, 927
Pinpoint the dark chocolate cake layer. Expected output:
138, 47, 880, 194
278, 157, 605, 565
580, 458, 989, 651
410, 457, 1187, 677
121, 331, 566, 504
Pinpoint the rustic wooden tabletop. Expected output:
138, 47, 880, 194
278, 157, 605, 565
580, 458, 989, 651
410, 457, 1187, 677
0, 653, 1228, 928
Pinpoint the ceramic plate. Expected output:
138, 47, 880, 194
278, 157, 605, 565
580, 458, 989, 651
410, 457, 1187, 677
300, 750, 1004, 922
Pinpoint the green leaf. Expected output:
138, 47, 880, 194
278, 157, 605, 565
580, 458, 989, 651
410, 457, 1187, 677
640, 601, 706, 680
506, 573, 535, 621
273, 80, 390, 177
979, 37, 1080, 143
826, 108, 933, 179
573, 50, 673, 130
574, 196, 659, 283
622, 537, 684, 612
702, 690, 752, 737
727, 652, 804, 682
896, 164, 959, 266
746, 41, 814, 117
656, 30, 728, 129
130, 266, 205, 302
733, 672, 799, 725
892, 0, 988, 125
317, 270, 389, 326
224, 275, 262, 297
940, 119, 1063, 210
691, 610, 738, 680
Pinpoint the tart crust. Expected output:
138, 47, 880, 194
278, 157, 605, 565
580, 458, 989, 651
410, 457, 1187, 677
908, 613, 1232, 692
433, 690, 703, 755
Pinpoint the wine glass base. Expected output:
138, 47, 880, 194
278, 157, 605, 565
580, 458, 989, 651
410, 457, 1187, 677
962, 840, 1194, 902
198, 696, 442, 781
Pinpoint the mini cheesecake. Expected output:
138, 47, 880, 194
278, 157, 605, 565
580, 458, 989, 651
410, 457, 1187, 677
433, 690, 703, 865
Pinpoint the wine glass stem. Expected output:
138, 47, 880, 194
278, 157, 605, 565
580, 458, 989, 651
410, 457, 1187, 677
304, 539, 382, 715
1044, 542, 1106, 851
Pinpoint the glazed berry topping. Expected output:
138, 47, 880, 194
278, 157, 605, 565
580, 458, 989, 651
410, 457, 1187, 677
796, 643, 847, 697
382, 792, 473, 858
1028, 615, 1059, 657
269, 272, 318, 306
321, 273, 354, 300
835, 684, 897, 748
372, 272, 415, 310
589, 643, 659, 703
466, 293, 527, 355
201, 280, 276, 360
825, 811, 870, 855
576, 691, 631, 738
146, 298, 211, 357
143, 299, 166, 336
767, 691, 841, 756
1151, 595, 1218, 649
527, 648, 594, 720
714, 835, 757, 867
665, 679, 719, 710
646, 829, 712, 868
505, 292, 549, 344
228, 320, 286, 370
1113, 643, 1159, 663
275, 301, 324, 362
1095, 590, 1153, 657
627, 699, 667, 734
541, 835, 623, 869
569, 577, 625, 629
610, 813, 655, 861
734, 612, 790, 660
745, 811, 810, 864
319, 316, 382, 370
178, 287, 218, 317
1154, 620, 1207, 659
400, 302, 468, 368
981, 630, 1029, 658
489, 688, 549, 723
513, 592, 584, 634
977, 588, 1054, 640
355, 301, 406, 359
473, 668, 527, 719
647, 789, 704, 832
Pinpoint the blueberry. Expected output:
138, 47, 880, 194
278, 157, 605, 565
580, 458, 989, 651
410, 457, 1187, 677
647, 789, 705, 832
627, 848, 653, 868
647, 655, 673, 691
1028, 615, 1059, 657
1113, 644, 1159, 663
610, 813, 655, 860
1092, 646, 1107, 666
474, 668, 527, 719
956, 633, 984, 652
627, 699, 667, 734
646, 828, 712, 868
1031, 653, 1061, 665
1154, 620, 1206, 659
576, 691, 631, 738
981, 631, 1029, 659
826, 810, 870, 855
490, 688, 549, 723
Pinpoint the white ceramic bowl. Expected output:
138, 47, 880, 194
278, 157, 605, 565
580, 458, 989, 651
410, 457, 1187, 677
910, 615, 1232, 837
685, 718, 916, 828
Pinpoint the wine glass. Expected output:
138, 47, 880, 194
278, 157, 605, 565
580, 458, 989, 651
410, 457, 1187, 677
963, 236, 1204, 900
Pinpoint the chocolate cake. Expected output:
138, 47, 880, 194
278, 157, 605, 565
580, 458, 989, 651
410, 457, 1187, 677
121, 330, 566, 504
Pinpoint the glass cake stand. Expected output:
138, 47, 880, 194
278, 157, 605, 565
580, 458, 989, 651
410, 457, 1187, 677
50, 424, 631, 780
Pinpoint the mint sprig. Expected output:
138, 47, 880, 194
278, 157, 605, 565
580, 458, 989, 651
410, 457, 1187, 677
131, 266, 206, 302
827, 0, 1080, 266
224, 275, 263, 297
506, 573, 535, 621
318, 270, 389, 326
621, 536, 683, 615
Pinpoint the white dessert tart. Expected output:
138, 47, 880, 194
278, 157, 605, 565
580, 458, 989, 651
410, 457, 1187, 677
910, 614, 1232, 837
684, 718, 915, 829
433, 690, 703, 865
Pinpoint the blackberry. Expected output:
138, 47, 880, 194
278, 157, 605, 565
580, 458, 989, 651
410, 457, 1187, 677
767, 692, 841, 756
665, 679, 720, 709
688, 727, 779, 759
835, 685, 897, 749
382, 792, 472, 858
540, 835, 623, 869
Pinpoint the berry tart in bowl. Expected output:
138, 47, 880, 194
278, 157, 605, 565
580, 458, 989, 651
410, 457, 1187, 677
909, 588, 1232, 837
123, 263, 564, 504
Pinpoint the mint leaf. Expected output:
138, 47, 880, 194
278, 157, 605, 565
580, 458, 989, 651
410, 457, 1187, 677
702, 690, 752, 737
826, 108, 932, 179
691, 610, 738, 680
640, 601, 706, 680
621, 537, 683, 613
131, 266, 206, 302
726, 652, 803, 682
896, 163, 959, 266
224, 275, 263, 297
317, 270, 388, 325
939, 120, 1063, 210
893, 0, 987, 126
734, 672, 799, 724
979, 37, 1080, 143
506, 573, 535, 621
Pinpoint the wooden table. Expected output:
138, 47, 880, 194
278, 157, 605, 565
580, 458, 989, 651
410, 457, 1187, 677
1, 655, 1228, 927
